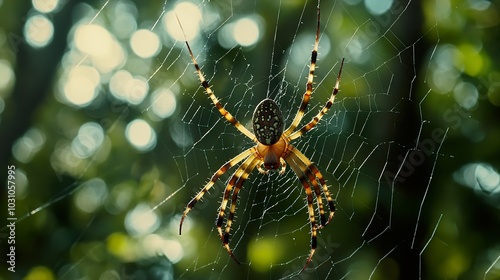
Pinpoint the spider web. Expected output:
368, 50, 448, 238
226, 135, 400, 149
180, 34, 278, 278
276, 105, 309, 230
3, 0, 500, 279
162, 0, 445, 279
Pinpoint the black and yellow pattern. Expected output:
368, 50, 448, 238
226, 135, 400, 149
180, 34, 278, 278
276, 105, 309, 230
289, 58, 345, 141
182, 38, 257, 143
179, 0, 343, 272
283, 3, 321, 136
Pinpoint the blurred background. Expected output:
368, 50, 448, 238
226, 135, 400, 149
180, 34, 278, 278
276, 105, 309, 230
1, 0, 500, 279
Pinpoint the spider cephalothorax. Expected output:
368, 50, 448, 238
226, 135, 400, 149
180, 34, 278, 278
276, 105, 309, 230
178, 0, 344, 272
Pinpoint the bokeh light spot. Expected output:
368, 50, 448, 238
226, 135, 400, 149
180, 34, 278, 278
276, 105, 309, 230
109, 72, 148, 105
130, 29, 160, 58
109, 70, 132, 100
12, 128, 46, 163
233, 18, 260, 47
71, 122, 105, 158
62, 65, 100, 107
150, 89, 177, 119
75, 24, 113, 56
163, 240, 184, 263
125, 76, 148, 105
125, 204, 160, 237
74, 178, 108, 213
111, 5, 137, 39
248, 238, 283, 272
32, 0, 59, 13
475, 164, 500, 194
24, 266, 55, 280
107, 232, 133, 259
24, 14, 54, 48
0, 59, 15, 90
164, 2, 202, 41
365, 0, 393, 15
453, 82, 478, 110
454, 163, 500, 196
125, 119, 157, 151
456, 44, 484, 76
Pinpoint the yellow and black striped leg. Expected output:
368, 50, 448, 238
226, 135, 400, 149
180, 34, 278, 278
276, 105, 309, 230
181, 40, 257, 142
221, 157, 260, 264
283, 1, 321, 135
288, 58, 344, 141
179, 147, 255, 235
285, 155, 318, 272
308, 164, 335, 225
290, 147, 335, 226
216, 155, 256, 239
288, 149, 328, 228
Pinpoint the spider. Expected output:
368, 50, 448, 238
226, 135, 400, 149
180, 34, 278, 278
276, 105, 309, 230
178, 0, 344, 272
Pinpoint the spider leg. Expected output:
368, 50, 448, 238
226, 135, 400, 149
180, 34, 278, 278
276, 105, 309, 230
288, 150, 327, 228
176, 15, 257, 143
179, 147, 255, 235
256, 164, 269, 174
288, 58, 345, 141
308, 164, 336, 225
289, 147, 335, 227
220, 156, 260, 264
283, 0, 321, 135
279, 158, 287, 175
285, 154, 318, 272
256, 158, 286, 174
216, 155, 257, 239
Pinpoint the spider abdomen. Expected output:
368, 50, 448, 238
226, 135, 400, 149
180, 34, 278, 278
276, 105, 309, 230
253, 99, 284, 145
